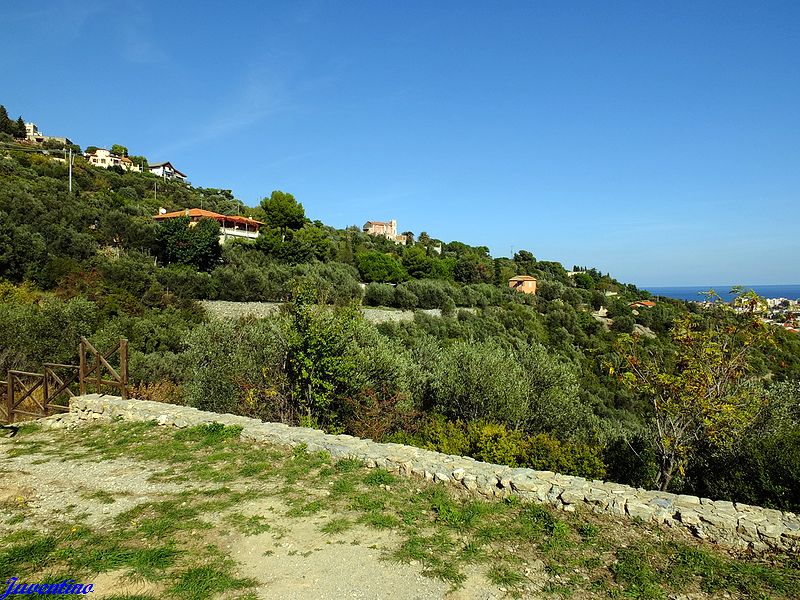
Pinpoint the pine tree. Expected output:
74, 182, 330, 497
15, 116, 26, 138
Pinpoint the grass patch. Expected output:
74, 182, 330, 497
320, 517, 354, 535
224, 513, 271, 536
167, 564, 256, 600
486, 564, 526, 588
363, 469, 396, 486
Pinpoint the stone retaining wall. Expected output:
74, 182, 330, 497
68, 394, 799, 553
199, 300, 477, 324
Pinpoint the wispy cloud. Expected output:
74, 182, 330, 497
152, 68, 285, 157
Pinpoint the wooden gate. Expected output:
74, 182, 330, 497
1, 337, 128, 424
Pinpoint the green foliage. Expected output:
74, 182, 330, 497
0, 291, 96, 372
282, 284, 363, 426
156, 217, 221, 271
356, 250, 407, 283
0, 104, 26, 138
429, 340, 530, 426
395, 416, 607, 479
259, 190, 306, 235
183, 318, 288, 419
364, 282, 395, 306
683, 380, 800, 511
616, 291, 775, 490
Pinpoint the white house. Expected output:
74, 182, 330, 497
84, 148, 142, 172
149, 161, 187, 182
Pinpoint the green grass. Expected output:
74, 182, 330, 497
320, 517, 354, 535
224, 513, 272, 536
167, 565, 256, 600
487, 563, 527, 588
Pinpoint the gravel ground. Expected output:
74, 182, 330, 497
0, 418, 504, 599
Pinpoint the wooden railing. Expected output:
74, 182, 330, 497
1, 337, 128, 424
79, 336, 128, 399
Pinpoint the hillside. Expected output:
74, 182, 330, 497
2, 115, 800, 516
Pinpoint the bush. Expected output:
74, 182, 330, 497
356, 251, 406, 283
183, 318, 290, 420
398, 416, 608, 479
522, 433, 607, 480
364, 283, 394, 307
0, 293, 97, 373
611, 314, 635, 333
295, 261, 363, 304
430, 340, 530, 427
403, 279, 459, 310
393, 285, 419, 309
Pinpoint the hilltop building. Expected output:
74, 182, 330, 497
363, 219, 407, 245
84, 148, 142, 172
509, 275, 537, 295
153, 208, 263, 243
24, 122, 72, 145
149, 161, 187, 182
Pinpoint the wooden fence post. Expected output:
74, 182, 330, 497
79, 339, 86, 395
120, 338, 128, 400
43, 371, 49, 417
5, 379, 12, 425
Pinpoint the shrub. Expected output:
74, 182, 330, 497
295, 261, 363, 304
356, 251, 406, 283
403, 279, 459, 310
392, 285, 419, 309
523, 433, 607, 480
364, 283, 394, 307
430, 340, 529, 427
183, 318, 290, 420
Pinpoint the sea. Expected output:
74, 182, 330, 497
643, 285, 800, 302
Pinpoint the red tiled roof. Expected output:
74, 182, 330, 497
153, 208, 264, 227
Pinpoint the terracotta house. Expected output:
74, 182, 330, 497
509, 275, 537, 295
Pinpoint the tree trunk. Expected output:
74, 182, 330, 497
656, 454, 676, 491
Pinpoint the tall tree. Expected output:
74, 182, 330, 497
614, 290, 774, 490
15, 117, 26, 138
260, 190, 306, 240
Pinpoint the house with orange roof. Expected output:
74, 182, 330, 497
153, 208, 263, 243
630, 300, 657, 308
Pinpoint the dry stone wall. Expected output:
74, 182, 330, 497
68, 394, 800, 553
199, 300, 477, 324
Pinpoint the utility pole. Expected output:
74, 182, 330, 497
68, 147, 74, 194
154, 181, 157, 202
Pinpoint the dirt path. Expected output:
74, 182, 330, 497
0, 424, 503, 599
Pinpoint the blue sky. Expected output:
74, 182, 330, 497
2, 1, 798, 286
